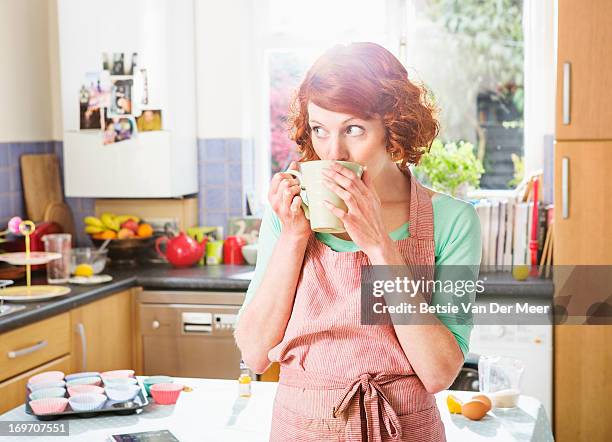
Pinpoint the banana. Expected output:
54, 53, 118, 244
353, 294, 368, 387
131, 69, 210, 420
115, 215, 141, 225
84, 216, 104, 228
84, 225, 105, 234
100, 213, 120, 232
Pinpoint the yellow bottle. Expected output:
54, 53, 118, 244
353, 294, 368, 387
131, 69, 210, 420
238, 374, 252, 397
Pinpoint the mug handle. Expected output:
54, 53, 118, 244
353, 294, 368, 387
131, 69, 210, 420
155, 236, 168, 261
285, 170, 310, 219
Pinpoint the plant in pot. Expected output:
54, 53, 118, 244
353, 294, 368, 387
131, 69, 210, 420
414, 139, 484, 199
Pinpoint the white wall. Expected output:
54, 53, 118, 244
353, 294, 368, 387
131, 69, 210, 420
194, 0, 254, 140
0, 0, 62, 142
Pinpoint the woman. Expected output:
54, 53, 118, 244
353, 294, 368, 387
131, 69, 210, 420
235, 42, 481, 441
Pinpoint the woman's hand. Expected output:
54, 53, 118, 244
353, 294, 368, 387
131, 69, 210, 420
322, 162, 397, 262
269, 161, 311, 240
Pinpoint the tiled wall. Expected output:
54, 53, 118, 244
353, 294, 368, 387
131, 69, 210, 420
1, 138, 252, 246
0, 142, 95, 247
197, 138, 252, 231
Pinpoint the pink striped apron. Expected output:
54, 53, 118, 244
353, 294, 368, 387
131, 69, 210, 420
268, 171, 446, 441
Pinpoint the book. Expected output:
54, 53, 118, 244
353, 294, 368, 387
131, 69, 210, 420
496, 200, 507, 270
475, 200, 492, 267
488, 200, 500, 269
512, 202, 529, 266
503, 197, 515, 267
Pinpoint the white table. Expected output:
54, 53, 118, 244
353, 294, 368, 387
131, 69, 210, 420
0, 378, 553, 441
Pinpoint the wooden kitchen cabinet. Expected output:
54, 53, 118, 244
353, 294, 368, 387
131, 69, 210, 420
553, 141, 612, 264
556, 0, 612, 140
70, 288, 139, 374
0, 355, 71, 414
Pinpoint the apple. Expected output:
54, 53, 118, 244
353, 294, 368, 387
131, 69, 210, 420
117, 228, 135, 239
121, 219, 139, 233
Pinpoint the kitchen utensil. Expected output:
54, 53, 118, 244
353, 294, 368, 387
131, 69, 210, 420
155, 232, 206, 268
67, 385, 104, 397
286, 160, 364, 233
68, 393, 107, 412
143, 376, 174, 396
70, 247, 108, 275
29, 397, 69, 415
223, 236, 246, 265
150, 383, 183, 405
478, 355, 525, 408
66, 376, 102, 387
28, 380, 66, 392
29, 387, 67, 401
241, 244, 258, 265
68, 274, 113, 285
0, 285, 71, 302
42, 233, 72, 283
0, 252, 61, 266
104, 377, 138, 387
98, 238, 112, 253
65, 371, 101, 382
105, 384, 140, 402
100, 369, 135, 379
28, 371, 65, 385
43, 202, 77, 239
20, 154, 63, 222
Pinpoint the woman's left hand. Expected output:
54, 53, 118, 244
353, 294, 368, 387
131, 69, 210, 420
322, 162, 395, 262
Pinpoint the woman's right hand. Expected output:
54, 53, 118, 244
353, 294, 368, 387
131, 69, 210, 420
269, 161, 310, 239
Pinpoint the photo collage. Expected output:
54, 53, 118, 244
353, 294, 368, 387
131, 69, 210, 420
79, 52, 163, 145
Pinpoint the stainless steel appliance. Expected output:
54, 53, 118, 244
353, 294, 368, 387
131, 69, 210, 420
139, 290, 244, 380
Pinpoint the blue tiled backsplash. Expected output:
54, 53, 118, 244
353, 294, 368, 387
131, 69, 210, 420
1, 138, 249, 246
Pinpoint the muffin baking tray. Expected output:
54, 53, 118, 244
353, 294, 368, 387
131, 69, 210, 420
24, 370, 150, 421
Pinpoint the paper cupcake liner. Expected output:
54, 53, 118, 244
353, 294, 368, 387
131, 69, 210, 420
29, 398, 69, 415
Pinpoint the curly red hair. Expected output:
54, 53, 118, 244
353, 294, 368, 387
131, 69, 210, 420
288, 42, 439, 168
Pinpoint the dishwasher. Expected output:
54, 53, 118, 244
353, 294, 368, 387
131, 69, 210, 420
139, 290, 245, 380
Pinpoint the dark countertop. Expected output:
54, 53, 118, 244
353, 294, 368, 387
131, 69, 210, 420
0, 265, 552, 334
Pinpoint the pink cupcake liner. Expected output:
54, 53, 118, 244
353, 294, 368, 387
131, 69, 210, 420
67, 385, 105, 397
150, 383, 183, 405
29, 397, 69, 415
28, 371, 65, 386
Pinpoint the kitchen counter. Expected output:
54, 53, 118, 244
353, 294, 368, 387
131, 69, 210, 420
0, 264, 552, 334
0, 377, 553, 441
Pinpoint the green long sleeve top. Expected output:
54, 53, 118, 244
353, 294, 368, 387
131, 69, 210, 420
238, 193, 482, 358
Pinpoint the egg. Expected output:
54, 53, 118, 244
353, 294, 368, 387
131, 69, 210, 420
471, 394, 492, 412
462, 399, 489, 421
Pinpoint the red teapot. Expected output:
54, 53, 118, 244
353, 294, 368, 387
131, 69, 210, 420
155, 231, 207, 268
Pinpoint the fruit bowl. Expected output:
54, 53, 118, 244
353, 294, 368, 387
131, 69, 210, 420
91, 237, 154, 264
70, 248, 108, 275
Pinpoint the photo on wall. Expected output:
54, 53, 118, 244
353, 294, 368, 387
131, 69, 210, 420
110, 77, 133, 116
102, 109, 136, 145
79, 71, 111, 129
136, 109, 162, 131
103, 52, 138, 75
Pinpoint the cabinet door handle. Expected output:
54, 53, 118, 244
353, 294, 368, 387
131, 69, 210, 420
7, 340, 48, 359
76, 323, 87, 371
562, 157, 569, 219
562, 62, 571, 125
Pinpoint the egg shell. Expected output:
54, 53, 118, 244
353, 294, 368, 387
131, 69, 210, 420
462, 399, 489, 421
471, 394, 492, 412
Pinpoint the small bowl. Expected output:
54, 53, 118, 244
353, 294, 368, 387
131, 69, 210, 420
29, 397, 69, 415
68, 393, 107, 412
28, 387, 66, 401
28, 380, 66, 392
28, 371, 65, 386
65, 372, 100, 382
100, 369, 134, 379
66, 376, 101, 387
143, 376, 174, 396
70, 248, 108, 275
67, 385, 105, 397
105, 384, 140, 402
150, 383, 183, 405
241, 244, 258, 265
103, 377, 138, 387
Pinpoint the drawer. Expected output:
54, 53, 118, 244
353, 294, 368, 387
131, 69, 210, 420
0, 355, 71, 414
0, 313, 71, 382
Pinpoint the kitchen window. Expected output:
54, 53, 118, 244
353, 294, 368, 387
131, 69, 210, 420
250, 0, 553, 205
